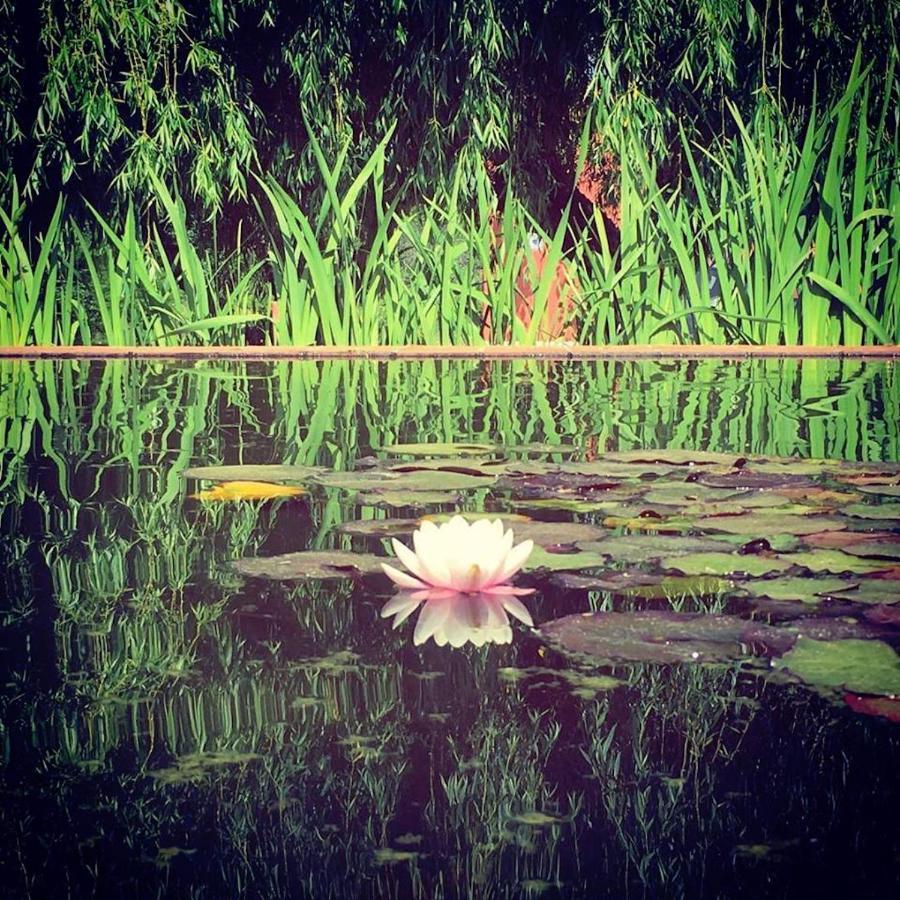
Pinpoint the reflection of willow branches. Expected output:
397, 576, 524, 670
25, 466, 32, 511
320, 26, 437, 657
3, 633, 411, 898
579, 663, 757, 893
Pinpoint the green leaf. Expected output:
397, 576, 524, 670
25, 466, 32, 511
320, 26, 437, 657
776, 638, 900, 696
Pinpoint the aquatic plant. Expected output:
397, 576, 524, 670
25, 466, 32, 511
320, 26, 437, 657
381, 516, 534, 594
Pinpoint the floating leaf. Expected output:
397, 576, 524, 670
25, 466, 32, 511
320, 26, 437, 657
315, 469, 495, 492
622, 575, 733, 599
540, 610, 777, 664
741, 576, 859, 604
856, 485, 900, 498
661, 552, 792, 577
844, 693, 900, 722
356, 490, 460, 509
191, 481, 306, 502
576, 534, 751, 564
783, 550, 897, 574
775, 638, 900, 696
233, 550, 385, 580
839, 541, 900, 560
337, 518, 419, 538
508, 811, 565, 826
842, 502, 900, 520
378, 441, 499, 457
182, 464, 325, 482
374, 848, 418, 864
691, 514, 847, 536
524, 546, 609, 572
804, 530, 900, 549
827, 582, 900, 605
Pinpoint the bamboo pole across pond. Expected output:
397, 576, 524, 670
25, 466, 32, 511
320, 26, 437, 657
0, 344, 898, 360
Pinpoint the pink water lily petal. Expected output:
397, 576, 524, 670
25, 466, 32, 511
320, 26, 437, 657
380, 562, 426, 590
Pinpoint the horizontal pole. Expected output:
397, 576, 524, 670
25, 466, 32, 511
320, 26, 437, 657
0, 344, 898, 360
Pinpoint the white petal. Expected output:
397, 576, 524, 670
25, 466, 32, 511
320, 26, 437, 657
392, 538, 431, 583
380, 562, 426, 590
413, 598, 452, 645
500, 595, 534, 626
493, 539, 534, 583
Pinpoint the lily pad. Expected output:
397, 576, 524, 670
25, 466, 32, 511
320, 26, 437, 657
314, 469, 495, 492
691, 514, 847, 536
182, 464, 325, 482
827, 581, 900, 605
191, 481, 306, 502
540, 610, 777, 664
842, 502, 900, 521
233, 550, 385, 580
775, 637, 900, 696
839, 541, 900, 560
661, 552, 792, 577
524, 546, 610, 572
804, 530, 900, 549
844, 693, 900, 722
337, 518, 419, 538
606, 449, 742, 467
377, 441, 499, 457
576, 534, 751, 564
356, 490, 460, 509
783, 550, 897, 574
856, 484, 900, 498
741, 576, 859, 604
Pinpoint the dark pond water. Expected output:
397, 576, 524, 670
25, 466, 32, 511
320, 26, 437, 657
1, 357, 899, 899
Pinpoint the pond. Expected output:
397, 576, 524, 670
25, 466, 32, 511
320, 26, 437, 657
1, 356, 899, 898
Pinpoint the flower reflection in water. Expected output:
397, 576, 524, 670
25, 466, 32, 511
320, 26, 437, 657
381, 588, 534, 647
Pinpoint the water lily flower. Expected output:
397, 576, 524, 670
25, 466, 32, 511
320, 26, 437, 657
381, 516, 534, 595
381, 588, 534, 647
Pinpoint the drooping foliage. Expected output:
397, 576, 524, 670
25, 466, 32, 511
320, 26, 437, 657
3, 0, 897, 210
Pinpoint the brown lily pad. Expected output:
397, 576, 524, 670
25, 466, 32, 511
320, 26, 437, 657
233, 550, 386, 581
540, 611, 779, 664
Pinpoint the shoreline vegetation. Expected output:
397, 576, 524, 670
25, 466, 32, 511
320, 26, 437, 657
1, 2, 898, 349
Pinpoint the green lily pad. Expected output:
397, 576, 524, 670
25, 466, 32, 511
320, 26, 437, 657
782, 550, 897, 574
511, 497, 629, 513
182, 464, 325, 482
640, 484, 745, 505
575, 534, 732, 564
692, 514, 847, 536
315, 470, 495, 492
842, 502, 900, 521
775, 637, 900, 696
356, 491, 460, 509
828, 582, 900, 605
707, 533, 801, 552
741, 576, 860, 604
661, 552, 793, 577
524, 546, 610, 572
606, 449, 742, 466
377, 441, 499, 457
233, 550, 385, 580
622, 575, 733, 599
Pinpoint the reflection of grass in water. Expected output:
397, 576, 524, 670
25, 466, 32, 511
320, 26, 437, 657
579, 662, 757, 890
